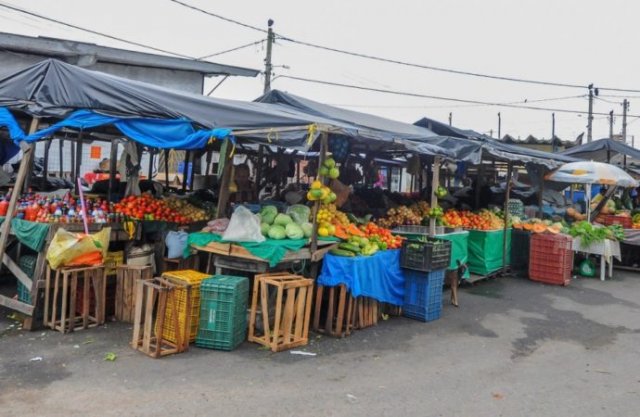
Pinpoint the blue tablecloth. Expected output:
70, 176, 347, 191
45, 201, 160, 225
318, 249, 404, 306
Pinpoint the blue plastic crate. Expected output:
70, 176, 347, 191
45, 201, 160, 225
402, 269, 445, 322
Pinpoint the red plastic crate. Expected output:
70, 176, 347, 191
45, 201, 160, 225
529, 233, 573, 286
599, 215, 632, 229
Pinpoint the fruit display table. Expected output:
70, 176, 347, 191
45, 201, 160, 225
467, 229, 511, 276
434, 230, 470, 279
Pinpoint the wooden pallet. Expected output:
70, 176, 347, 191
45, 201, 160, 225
131, 277, 190, 358
44, 265, 106, 333
115, 265, 153, 323
354, 296, 379, 330
248, 272, 314, 352
312, 284, 356, 338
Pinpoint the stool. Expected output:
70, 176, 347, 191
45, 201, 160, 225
44, 265, 106, 333
115, 265, 153, 323
248, 273, 314, 352
312, 284, 356, 338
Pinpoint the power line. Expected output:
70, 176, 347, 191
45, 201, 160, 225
276, 74, 640, 117
198, 39, 265, 60
0, 1, 196, 59
170, 0, 640, 94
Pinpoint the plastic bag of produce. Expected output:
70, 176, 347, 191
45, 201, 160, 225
259, 205, 278, 225
165, 231, 188, 259
222, 206, 265, 243
202, 218, 229, 233
285, 223, 304, 240
46, 227, 111, 269
274, 213, 293, 227
286, 204, 311, 225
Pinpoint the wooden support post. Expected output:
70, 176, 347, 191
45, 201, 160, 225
502, 163, 513, 273
205, 149, 212, 176
538, 172, 545, 219
189, 151, 197, 191
59, 137, 64, 177
429, 156, 442, 236
310, 132, 329, 253
216, 141, 233, 219
41, 139, 51, 191
148, 148, 154, 180
181, 151, 190, 193
74, 131, 84, 195
164, 149, 170, 190
108, 139, 118, 203
475, 162, 485, 210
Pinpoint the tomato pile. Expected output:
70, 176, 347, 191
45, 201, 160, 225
114, 194, 189, 223
361, 222, 403, 249
442, 209, 504, 231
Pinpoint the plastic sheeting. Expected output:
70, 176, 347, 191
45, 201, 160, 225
0, 107, 23, 163
23, 109, 233, 150
560, 138, 640, 162
318, 250, 405, 305
467, 229, 511, 276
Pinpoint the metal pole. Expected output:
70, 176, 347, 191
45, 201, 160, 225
108, 139, 118, 202
587, 84, 594, 143
449, 112, 452, 126
502, 163, 513, 273
609, 110, 614, 139
263, 19, 275, 94
497, 112, 501, 140
148, 148, 154, 180
552, 113, 557, 152
622, 99, 629, 142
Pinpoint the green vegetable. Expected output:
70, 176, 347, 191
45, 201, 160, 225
274, 213, 293, 227
338, 243, 361, 253
330, 248, 355, 257
285, 223, 304, 240
260, 222, 271, 236
259, 205, 278, 225
286, 204, 311, 225
267, 225, 287, 240
301, 222, 313, 238
569, 221, 622, 246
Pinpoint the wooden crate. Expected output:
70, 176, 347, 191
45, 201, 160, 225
131, 277, 190, 358
248, 273, 314, 352
44, 265, 106, 333
354, 296, 379, 330
312, 284, 356, 338
115, 265, 153, 323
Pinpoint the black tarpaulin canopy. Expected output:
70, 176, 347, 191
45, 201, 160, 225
413, 116, 578, 168
0, 59, 345, 148
560, 138, 640, 162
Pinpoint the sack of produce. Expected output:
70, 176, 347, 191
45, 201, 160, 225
46, 227, 111, 269
222, 206, 266, 243
259, 205, 278, 225
286, 204, 311, 225
165, 231, 188, 259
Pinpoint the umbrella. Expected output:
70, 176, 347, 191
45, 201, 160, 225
546, 161, 638, 222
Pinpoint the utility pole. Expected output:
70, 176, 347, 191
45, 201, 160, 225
622, 99, 629, 143
587, 84, 594, 143
448, 112, 452, 126
609, 110, 614, 139
551, 113, 557, 152
263, 19, 275, 94
497, 112, 501, 139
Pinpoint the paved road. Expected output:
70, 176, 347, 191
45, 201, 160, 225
1, 274, 639, 417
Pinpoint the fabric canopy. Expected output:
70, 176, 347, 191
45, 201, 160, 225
560, 138, 640, 162
23, 109, 232, 150
0, 59, 338, 149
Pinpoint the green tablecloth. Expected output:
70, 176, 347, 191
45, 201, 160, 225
187, 232, 308, 267
0, 217, 50, 252
435, 230, 470, 279
467, 229, 511, 276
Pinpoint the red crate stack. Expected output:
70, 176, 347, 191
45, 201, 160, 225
599, 214, 632, 229
529, 233, 573, 286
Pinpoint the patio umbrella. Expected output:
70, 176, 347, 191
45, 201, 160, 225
546, 161, 638, 222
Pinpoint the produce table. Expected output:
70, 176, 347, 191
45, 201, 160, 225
318, 249, 404, 305
467, 229, 511, 276
434, 230, 470, 279
572, 238, 621, 281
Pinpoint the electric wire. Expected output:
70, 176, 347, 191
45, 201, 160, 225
198, 39, 265, 60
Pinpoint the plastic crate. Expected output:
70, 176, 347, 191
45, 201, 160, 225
511, 229, 531, 273
400, 238, 452, 272
599, 215, 632, 229
158, 270, 213, 344
529, 234, 573, 286
16, 255, 38, 303
402, 269, 445, 322
196, 275, 249, 351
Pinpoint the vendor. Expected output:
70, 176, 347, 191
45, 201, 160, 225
229, 163, 257, 203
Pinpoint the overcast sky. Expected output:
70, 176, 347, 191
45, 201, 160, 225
1, 0, 639, 144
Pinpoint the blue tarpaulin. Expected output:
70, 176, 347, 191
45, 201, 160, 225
318, 250, 405, 305
24, 109, 233, 150
0, 107, 23, 163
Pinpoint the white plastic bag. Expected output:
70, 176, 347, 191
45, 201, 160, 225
222, 206, 266, 243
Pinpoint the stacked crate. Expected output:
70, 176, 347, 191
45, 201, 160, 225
529, 233, 573, 286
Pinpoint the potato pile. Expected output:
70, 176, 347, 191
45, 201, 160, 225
164, 196, 210, 222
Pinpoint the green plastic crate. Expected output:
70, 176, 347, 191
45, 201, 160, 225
16, 255, 37, 304
196, 275, 249, 351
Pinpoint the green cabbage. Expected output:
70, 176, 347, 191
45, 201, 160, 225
260, 222, 271, 236
286, 204, 311, 225
259, 205, 278, 225
268, 225, 286, 240
285, 223, 304, 240
274, 213, 293, 227
301, 222, 313, 238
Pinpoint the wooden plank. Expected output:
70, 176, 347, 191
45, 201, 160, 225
131, 278, 145, 348
302, 282, 314, 340
260, 278, 270, 343
142, 285, 155, 353
325, 286, 335, 334
312, 284, 323, 331
154, 288, 168, 358
69, 272, 77, 332
248, 276, 259, 341
282, 287, 295, 344
294, 286, 306, 339
335, 285, 346, 336
215, 140, 233, 219
0, 294, 34, 315
271, 281, 285, 350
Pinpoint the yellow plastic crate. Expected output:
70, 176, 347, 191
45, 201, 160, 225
157, 270, 212, 343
